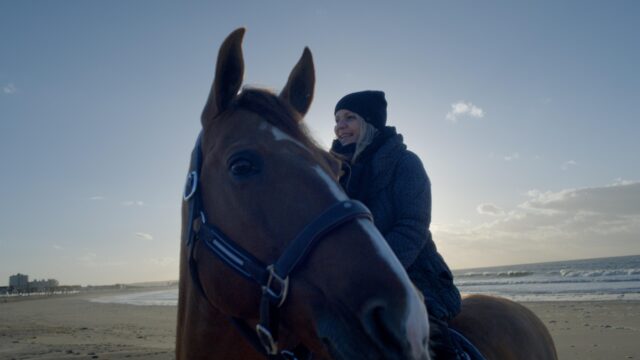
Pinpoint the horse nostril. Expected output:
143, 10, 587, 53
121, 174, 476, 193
360, 299, 405, 354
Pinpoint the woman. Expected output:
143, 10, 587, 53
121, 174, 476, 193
331, 90, 463, 360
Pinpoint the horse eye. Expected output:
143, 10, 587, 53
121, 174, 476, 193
229, 158, 258, 177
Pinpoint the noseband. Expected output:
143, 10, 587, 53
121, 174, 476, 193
184, 132, 373, 359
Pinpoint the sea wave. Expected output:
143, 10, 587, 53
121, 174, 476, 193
456, 268, 640, 280
556, 268, 640, 278
459, 291, 640, 302
455, 277, 640, 287
456, 270, 534, 278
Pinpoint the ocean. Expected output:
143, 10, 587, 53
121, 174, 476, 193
91, 255, 640, 306
91, 289, 179, 306
453, 254, 640, 302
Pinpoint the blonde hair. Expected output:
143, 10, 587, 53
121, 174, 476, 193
352, 118, 378, 162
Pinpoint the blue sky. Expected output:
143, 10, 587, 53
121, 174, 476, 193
1, 1, 639, 285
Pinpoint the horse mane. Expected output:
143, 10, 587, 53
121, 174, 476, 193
232, 87, 339, 173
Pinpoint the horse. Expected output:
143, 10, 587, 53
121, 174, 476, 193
450, 295, 558, 359
175, 28, 431, 360
176, 28, 558, 360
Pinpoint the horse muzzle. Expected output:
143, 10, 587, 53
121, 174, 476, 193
359, 296, 431, 360
313, 293, 431, 360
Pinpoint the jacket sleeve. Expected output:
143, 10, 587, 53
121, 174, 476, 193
383, 152, 431, 269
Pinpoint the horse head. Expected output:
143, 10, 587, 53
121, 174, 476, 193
177, 28, 430, 360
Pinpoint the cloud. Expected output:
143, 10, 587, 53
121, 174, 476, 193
89, 196, 105, 200
561, 160, 577, 171
79, 252, 97, 263
612, 178, 634, 186
53, 244, 63, 250
446, 101, 485, 122
3, 83, 16, 94
434, 181, 640, 268
144, 257, 177, 267
477, 203, 505, 216
521, 182, 640, 216
504, 153, 520, 161
135, 232, 153, 240
78, 252, 125, 268
123, 200, 145, 207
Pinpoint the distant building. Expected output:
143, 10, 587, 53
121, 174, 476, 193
9, 273, 28, 291
7, 274, 60, 293
30, 278, 60, 292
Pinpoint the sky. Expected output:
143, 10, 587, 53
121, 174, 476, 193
1, 1, 639, 286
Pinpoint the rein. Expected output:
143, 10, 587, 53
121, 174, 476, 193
183, 132, 373, 359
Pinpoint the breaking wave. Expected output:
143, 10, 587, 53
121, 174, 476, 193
457, 271, 534, 278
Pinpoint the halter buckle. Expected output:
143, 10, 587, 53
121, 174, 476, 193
256, 324, 278, 355
183, 171, 198, 201
263, 265, 289, 307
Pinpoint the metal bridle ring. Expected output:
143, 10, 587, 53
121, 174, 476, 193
256, 324, 278, 355
264, 265, 289, 308
183, 171, 198, 201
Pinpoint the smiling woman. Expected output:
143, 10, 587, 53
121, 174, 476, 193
334, 110, 362, 145
329, 89, 463, 358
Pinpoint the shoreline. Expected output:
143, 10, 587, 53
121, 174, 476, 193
1, 292, 638, 359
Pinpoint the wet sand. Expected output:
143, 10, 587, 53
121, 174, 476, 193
1, 292, 639, 359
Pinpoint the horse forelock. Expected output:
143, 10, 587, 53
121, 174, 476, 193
223, 88, 339, 177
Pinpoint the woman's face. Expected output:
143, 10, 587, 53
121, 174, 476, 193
334, 109, 362, 146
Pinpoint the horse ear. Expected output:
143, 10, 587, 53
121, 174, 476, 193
279, 47, 315, 118
201, 28, 245, 127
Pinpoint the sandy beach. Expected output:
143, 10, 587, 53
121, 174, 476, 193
525, 301, 639, 359
0, 292, 176, 360
1, 292, 639, 359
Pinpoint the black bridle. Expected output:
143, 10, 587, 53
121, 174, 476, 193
183, 132, 373, 359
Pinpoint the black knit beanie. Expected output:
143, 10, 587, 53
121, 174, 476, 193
334, 90, 387, 130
